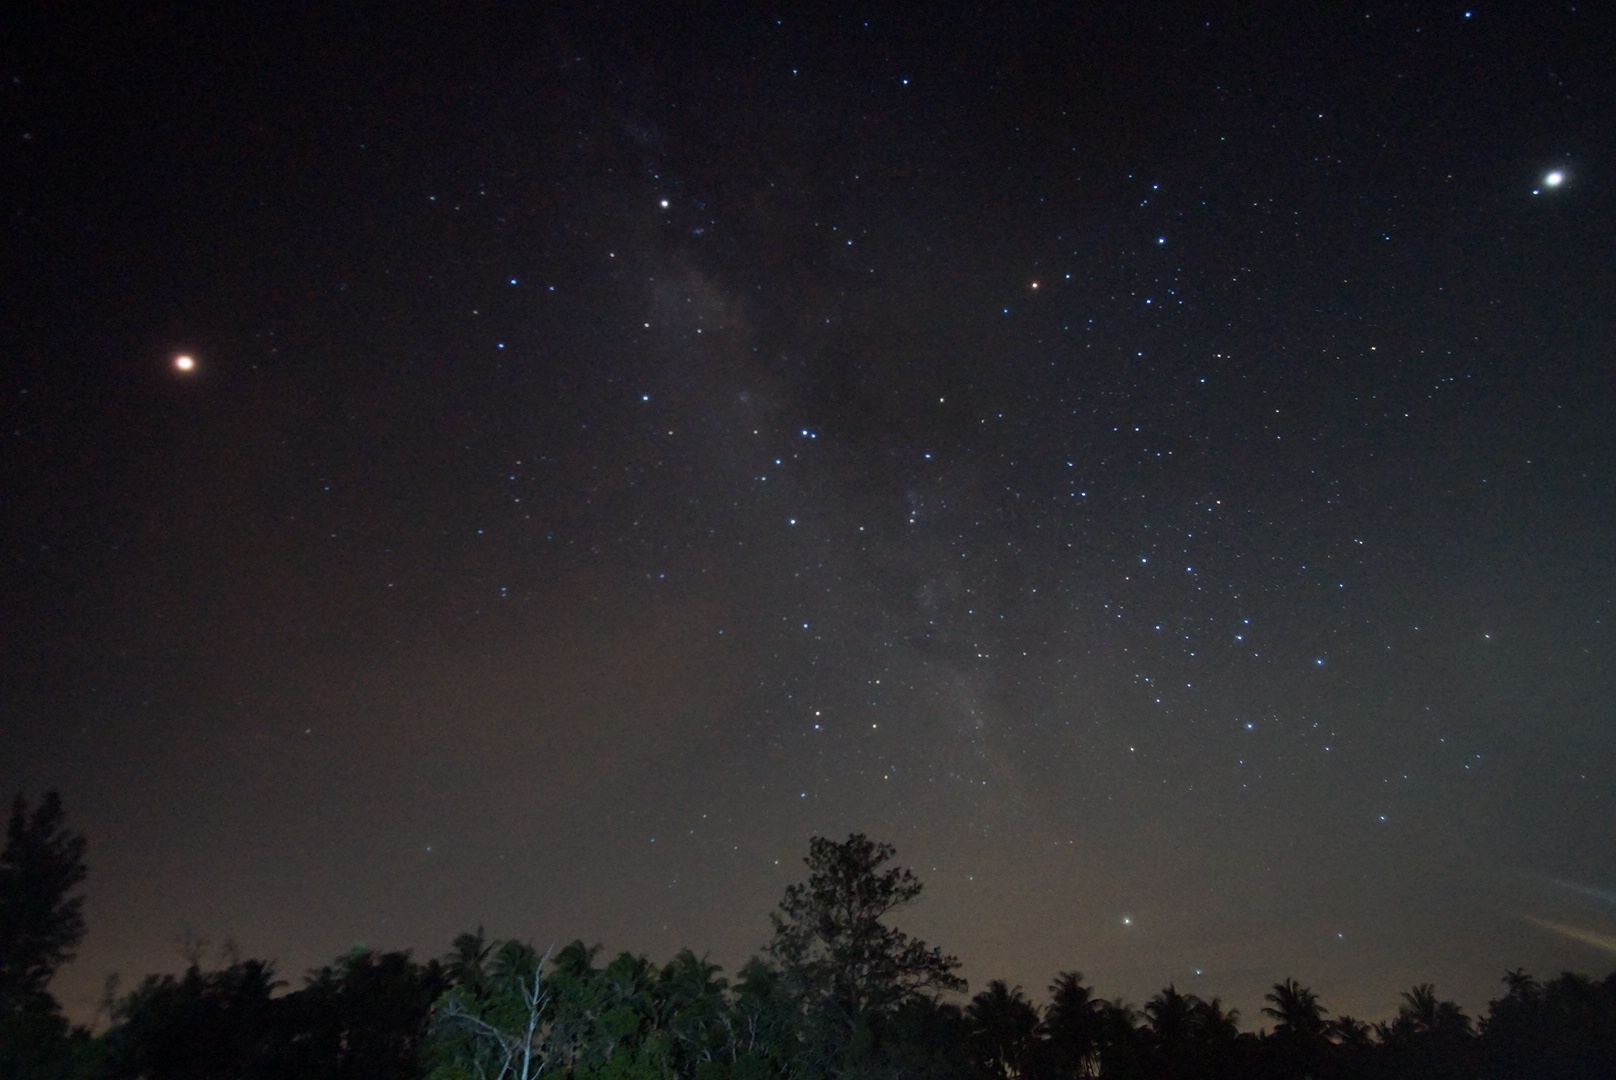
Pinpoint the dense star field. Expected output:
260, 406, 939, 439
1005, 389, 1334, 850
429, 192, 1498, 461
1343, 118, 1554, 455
2, 3, 1613, 1027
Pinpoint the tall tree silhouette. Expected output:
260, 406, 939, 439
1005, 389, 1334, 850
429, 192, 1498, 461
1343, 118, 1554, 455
765, 833, 965, 1077
767, 834, 964, 1026
0, 793, 88, 1018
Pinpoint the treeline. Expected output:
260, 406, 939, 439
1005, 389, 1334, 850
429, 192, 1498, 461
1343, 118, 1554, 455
3, 795, 1614, 1079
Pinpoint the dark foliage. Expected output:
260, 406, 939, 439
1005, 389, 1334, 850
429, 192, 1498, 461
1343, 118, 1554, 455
7, 813, 1616, 1080
0, 794, 88, 1018
96, 948, 444, 1080
964, 981, 1040, 1080
768, 834, 966, 1026
762, 833, 966, 1079
274, 948, 449, 1079
0, 793, 92, 1080
1478, 969, 1616, 1080
100, 959, 284, 1079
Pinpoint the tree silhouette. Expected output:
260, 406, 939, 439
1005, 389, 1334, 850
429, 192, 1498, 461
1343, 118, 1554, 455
0, 793, 93, 1078
1325, 1013, 1372, 1052
964, 980, 1041, 1080
1262, 978, 1328, 1078
101, 958, 284, 1079
27, 821, 1616, 1080
875, 997, 974, 1080
660, 949, 733, 1073
1372, 984, 1474, 1080
1263, 978, 1326, 1039
0, 793, 88, 1018
1141, 985, 1241, 1080
728, 956, 801, 1076
1041, 972, 1106, 1079
768, 834, 965, 1025
764, 833, 964, 1077
443, 928, 498, 998
1094, 999, 1145, 1080
1479, 968, 1616, 1080
278, 947, 448, 1080
98, 947, 443, 1080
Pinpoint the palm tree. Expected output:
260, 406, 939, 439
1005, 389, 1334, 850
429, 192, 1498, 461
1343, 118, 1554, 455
428, 940, 553, 1080
965, 980, 1042, 1080
661, 947, 730, 1069
1263, 978, 1327, 1039
443, 927, 496, 996
1042, 972, 1105, 1079
1394, 983, 1470, 1040
550, 939, 603, 980
1143, 985, 1199, 1080
1376, 984, 1475, 1080
1262, 978, 1328, 1078
1095, 1000, 1144, 1080
1325, 1014, 1371, 1049
1143, 986, 1241, 1080
1144, 985, 1195, 1041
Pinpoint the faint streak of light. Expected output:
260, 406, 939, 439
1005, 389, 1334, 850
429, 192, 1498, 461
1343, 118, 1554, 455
1524, 916, 1616, 956
1543, 876, 1616, 911
1512, 870, 1616, 912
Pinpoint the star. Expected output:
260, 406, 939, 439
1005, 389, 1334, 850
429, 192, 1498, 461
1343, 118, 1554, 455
173, 354, 195, 372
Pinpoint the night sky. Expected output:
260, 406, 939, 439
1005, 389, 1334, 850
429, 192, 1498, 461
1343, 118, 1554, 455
4, 2, 1614, 1028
